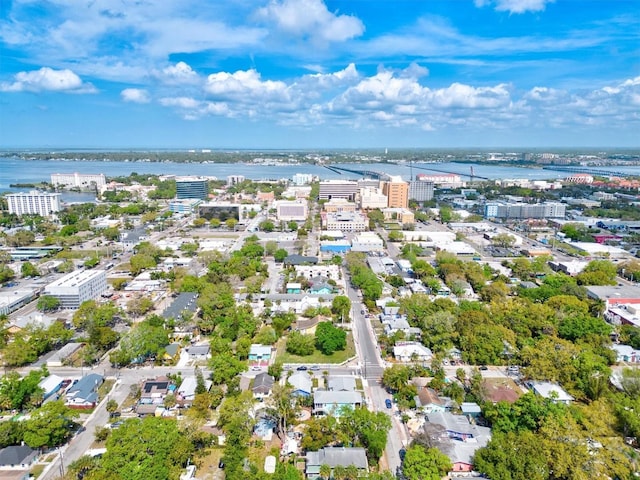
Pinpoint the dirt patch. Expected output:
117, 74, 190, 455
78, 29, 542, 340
482, 377, 522, 403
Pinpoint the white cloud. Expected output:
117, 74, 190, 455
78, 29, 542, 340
430, 83, 511, 109
120, 88, 151, 103
476, 0, 555, 14
156, 62, 199, 85
0, 67, 96, 93
204, 69, 290, 103
257, 0, 364, 42
159, 97, 202, 109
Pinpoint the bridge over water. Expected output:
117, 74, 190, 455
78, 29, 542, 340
543, 166, 637, 178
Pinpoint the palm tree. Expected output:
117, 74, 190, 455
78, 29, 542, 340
319, 464, 332, 480
333, 465, 347, 480
345, 464, 359, 479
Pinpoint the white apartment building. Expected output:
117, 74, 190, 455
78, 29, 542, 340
51, 173, 106, 189
276, 201, 309, 222
292, 173, 314, 186
359, 187, 388, 210
351, 232, 384, 252
322, 211, 368, 232
7, 191, 61, 217
294, 264, 341, 281
44, 269, 107, 309
227, 175, 246, 186
415, 173, 464, 188
564, 173, 594, 184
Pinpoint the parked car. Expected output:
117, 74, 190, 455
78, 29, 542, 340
479, 365, 489, 371
296, 366, 308, 371
385, 399, 393, 409
310, 365, 320, 371
218, 460, 225, 469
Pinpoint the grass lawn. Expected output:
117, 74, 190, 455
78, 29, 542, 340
98, 379, 116, 400
276, 332, 355, 364
30, 464, 45, 478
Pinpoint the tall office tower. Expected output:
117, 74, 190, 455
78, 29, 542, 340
409, 180, 434, 202
382, 176, 409, 208
176, 177, 208, 200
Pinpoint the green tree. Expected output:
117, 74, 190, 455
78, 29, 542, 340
381, 365, 410, 393
387, 230, 404, 242
331, 295, 351, 323
274, 248, 289, 262
315, 322, 346, 355
286, 331, 315, 356
20, 261, 39, 277
23, 401, 79, 448
37, 295, 60, 312
402, 445, 451, 480
96, 417, 195, 480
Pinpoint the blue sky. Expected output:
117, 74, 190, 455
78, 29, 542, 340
0, 0, 638, 149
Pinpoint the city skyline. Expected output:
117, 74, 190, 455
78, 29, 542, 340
1, 0, 639, 149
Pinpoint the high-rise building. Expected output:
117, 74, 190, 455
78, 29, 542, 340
409, 180, 434, 202
382, 176, 409, 208
227, 175, 245, 186
7, 191, 61, 217
292, 173, 314, 186
51, 173, 106, 189
319, 180, 359, 201
176, 177, 208, 200
44, 269, 107, 309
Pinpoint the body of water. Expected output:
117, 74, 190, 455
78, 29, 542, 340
1, 157, 638, 193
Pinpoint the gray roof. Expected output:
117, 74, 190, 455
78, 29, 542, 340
306, 447, 368, 469
314, 390, 362, 405
187, 345, 210, 356
287, 371, 312, 394
165, 343, 180, 357
0, 445, 37, 467
585, 285, 640, 301
66, 373, 104, 402
327, 376, 356, 391
162, 292, 198, 320
284, 255, 318, 265
253, 373, 275, 391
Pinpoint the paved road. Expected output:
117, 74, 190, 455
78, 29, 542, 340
344, 272, 405, 473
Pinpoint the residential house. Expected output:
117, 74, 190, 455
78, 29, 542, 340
137, 376, 172, 415
38, 374, 64, 400
65, 373, 104, 409
305, 447, 368, 480
287, 371, 312, 397
286, 283, 302, 294
140, 376, 171, 401
381, 315, 412, 336
177, 376, 212, 405
249, 344, 272, 365
528, 381, 573, 404
252, 373, 275, 399
461, 402, 482, 419
426, 411, 492, 473
414, 388, 452, 414
162, 292, 198, 322
313, 391, 362, 416
186, 345, 211, 360
0, 445, 38, 469
295, 316, 323, 335
393, 342, 433, 363
612, 344, 640, 363
308, 279, 333, 295
163, 343, 181, 363
327, 376, 356, 392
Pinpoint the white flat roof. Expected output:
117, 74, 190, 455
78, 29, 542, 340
46, 269, 105, 288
